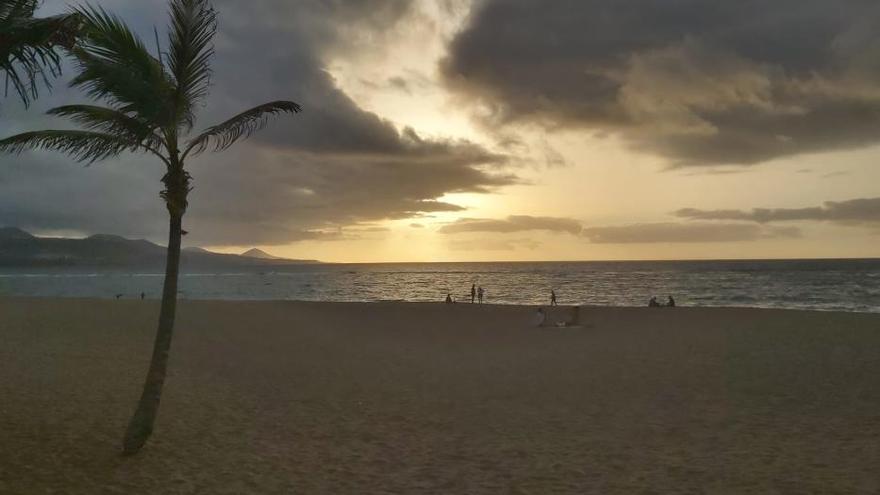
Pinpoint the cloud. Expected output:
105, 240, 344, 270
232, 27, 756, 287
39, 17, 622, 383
346, 225, 390, 233
0, 0, 519, 245
0, 0, 517, 246
581, 223, 801, 244
387, 76, 410, 93
448, 238, 542, 251
443, 0, 880, 166
675, 197, 880, 225
435, 212, 806, 245
438, 215, 583, 235
822, 171, 851, 179
178, 141, 515, 245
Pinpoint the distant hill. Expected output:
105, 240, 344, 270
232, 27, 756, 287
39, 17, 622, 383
183, 246, 212, 254
241, 248, 281, 260
0, 227, 320, 270
0, 227, 35, 240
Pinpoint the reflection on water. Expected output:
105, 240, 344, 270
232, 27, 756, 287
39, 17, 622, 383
1, 259, 878, 313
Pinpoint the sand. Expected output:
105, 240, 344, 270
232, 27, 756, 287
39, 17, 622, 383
1, 298, 879, 494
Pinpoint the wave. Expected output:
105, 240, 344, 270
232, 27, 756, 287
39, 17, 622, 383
2, 259, 878, 313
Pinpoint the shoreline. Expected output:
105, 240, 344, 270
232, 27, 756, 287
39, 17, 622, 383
2, 256, 880, 268
2, 295, 878, 315
3, 258, 877, 313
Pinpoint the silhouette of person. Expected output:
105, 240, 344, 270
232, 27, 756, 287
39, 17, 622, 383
667, 295, 676, 307
649, 296, 660, 307
140, 292, 145, 300
471, 284, 476, 304
478, 286, 484, 304
445, 293, 453, 304
550, 289, 557, 306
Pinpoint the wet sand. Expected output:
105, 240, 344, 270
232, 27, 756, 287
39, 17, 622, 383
1, 298, 879, 493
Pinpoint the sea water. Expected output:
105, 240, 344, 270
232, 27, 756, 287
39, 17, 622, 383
1, 259, 878, 313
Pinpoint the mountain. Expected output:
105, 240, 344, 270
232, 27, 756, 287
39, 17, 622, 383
0, 228, 320, 270
183, 246, 212, 254
241, 248, 281, 260
0, 227, 35, 240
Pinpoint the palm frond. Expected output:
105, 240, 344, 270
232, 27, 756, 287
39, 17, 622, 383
1, 0, 48, 105
184, 100, 301, 156
1, 0, 82, 107
0, 129, 138, 163
0, 0, 35, 19
166, 0, 216, 130
69, 5, 173, 124
47, 104, 163, 147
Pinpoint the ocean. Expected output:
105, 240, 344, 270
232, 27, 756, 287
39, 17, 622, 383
1, 259, 879, 313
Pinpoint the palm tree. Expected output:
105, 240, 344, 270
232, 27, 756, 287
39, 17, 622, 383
0, 0, 301, 454
1, 0, 81, 106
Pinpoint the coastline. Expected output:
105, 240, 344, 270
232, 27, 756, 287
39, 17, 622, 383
2, 294, 878, 314
2, 257, 878, 313
2, 298, 879, 493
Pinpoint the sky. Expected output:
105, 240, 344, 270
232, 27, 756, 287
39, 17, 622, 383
2, 0, 879, 262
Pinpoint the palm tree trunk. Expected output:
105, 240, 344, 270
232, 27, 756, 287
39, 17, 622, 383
122, 210, 183, 455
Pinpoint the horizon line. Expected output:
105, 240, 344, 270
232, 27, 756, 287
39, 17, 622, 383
318, 256, 880, 265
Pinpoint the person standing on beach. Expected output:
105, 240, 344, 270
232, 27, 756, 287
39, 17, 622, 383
551, 289, 558, 306
478, 286, 484, 304
471, 284, 476, 303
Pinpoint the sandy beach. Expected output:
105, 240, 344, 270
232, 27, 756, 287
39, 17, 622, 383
1, 298, 879, 493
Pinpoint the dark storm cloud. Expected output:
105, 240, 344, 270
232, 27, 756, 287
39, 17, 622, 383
184, 144, 513, 245
581, 223, 801, 244
675, 197, 880, 225
443, 0, 880, 166
0, 152, 164, 238
0, 0, 515, 246
438, 215, 583, 234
